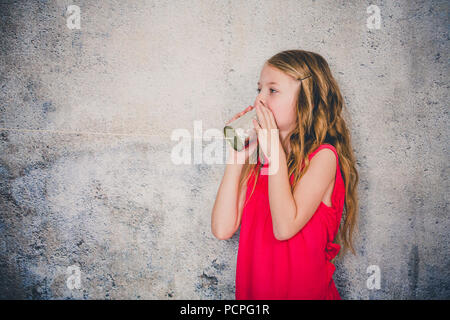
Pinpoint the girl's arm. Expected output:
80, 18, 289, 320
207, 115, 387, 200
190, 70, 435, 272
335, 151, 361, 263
268, 147, 336, 241
211, 162, 246, 240
212, 105, 256, 240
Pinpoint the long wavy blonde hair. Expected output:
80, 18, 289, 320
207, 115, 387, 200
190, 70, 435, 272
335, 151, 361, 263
238, 50, 359, 258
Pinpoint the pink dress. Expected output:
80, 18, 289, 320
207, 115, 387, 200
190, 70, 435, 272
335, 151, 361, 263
235, 144, 345, 300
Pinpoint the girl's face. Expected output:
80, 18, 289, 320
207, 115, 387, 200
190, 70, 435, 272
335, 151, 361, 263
254, 63, 301, 132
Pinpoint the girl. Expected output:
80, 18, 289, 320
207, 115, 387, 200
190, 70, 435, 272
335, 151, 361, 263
211, 50, 359, 300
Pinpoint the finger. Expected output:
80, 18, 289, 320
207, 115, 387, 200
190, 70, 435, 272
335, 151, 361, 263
256, 105, 268, 129
255, 105, 264, 128
247, 127, 257, 140
265, 106, 278, 128
252, 118, 261, 131
263, 105, 276, 131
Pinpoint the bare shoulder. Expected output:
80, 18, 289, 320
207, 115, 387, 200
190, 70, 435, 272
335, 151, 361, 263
309, 148, 336, 176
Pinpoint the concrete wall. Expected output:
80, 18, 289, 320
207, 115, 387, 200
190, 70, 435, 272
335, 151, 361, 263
0, 0, 448, 299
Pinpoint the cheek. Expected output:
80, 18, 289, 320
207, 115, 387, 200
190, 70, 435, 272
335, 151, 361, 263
272, 109, 288, 125
270, 97, 296, 123
272, 107, 296, 127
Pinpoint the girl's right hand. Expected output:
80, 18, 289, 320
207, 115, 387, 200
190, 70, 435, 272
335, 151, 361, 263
225, 105, 258, 164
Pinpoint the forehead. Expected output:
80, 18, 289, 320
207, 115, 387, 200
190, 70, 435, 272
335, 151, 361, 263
258, 64, 296, 86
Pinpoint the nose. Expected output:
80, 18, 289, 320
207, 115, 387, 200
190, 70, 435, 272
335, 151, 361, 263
254, 92, 270, 110
257, 100, 270, 111
254, 96, 266, 109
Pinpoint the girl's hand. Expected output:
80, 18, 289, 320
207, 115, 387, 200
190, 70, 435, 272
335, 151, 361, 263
252, 105, 281, 163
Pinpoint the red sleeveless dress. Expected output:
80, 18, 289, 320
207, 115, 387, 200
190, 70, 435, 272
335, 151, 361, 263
235, 143, 345, 300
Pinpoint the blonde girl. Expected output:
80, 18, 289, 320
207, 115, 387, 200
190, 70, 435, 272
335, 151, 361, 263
211, 50, 359, 300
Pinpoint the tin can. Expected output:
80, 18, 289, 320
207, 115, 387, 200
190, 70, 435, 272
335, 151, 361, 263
223, 108, 265, 165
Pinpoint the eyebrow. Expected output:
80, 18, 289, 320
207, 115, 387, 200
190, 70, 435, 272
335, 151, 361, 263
257, 81, 279, 85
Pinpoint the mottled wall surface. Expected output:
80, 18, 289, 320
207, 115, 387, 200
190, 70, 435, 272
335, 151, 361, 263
0, 0, 448, 299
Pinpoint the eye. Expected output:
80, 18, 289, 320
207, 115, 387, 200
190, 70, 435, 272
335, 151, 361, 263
256, 88, 277, 93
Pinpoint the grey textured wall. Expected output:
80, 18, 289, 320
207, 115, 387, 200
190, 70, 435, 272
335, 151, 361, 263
0, 0, 448, 299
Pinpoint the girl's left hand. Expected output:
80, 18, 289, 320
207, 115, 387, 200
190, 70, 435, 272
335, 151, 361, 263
252, 105, 281, 163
